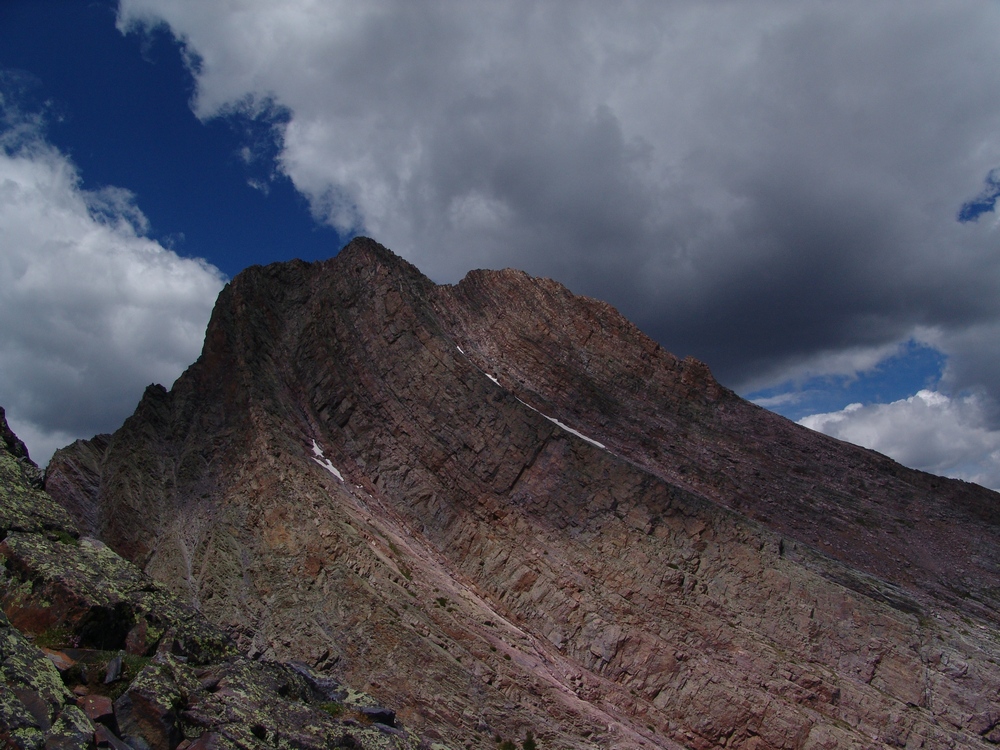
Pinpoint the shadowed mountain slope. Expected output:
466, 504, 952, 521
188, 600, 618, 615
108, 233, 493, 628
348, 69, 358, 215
47, 237, 1000, 749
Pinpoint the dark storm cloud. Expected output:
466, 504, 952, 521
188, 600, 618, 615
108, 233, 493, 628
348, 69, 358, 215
115, 2, 1000, 374
117, 0, 1000, 479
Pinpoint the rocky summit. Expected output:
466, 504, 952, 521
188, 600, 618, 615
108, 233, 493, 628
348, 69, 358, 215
28, 236, 1000, 749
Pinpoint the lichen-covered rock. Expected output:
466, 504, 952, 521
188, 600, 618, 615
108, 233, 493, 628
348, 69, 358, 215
169, 657, 422, 750
0, 407, 30, 463
0, 532, 232, 661
115, 656, 193, 750
0, 609, 96, 749
40, 704, 93, 749
0, 424, 76, 540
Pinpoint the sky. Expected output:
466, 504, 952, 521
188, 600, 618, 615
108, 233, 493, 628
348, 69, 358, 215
3, 1, 1000, 490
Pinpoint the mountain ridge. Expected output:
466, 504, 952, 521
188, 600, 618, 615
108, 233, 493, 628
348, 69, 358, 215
43, 237, 1000, 749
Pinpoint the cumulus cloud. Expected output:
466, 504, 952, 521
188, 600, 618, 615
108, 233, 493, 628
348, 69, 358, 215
115, 1, 1000, 481
0, 96, 226, 464
116, 1, 1000, 383
800, 391, 1000, 490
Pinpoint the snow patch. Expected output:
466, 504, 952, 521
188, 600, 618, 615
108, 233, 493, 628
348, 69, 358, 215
477, 361, 605, 449
456, 345, 465, 354
310, 440, 344, 481
516, 398, 606, 450
541, 415, 606, 450
313, 457, 344, 481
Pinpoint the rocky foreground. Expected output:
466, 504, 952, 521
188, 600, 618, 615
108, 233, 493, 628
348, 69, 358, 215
0, 405, 424, 749
30, 238, 1000, 748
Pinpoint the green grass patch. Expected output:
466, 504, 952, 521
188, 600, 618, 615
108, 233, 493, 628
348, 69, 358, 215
319, 702, 345, 718
33, 626, 74, 649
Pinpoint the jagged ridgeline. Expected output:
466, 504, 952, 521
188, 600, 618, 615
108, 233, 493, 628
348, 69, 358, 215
16, 237, 1000, 748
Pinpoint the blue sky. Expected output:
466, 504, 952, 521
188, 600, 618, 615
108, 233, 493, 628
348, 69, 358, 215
0, 0, 338, 277
3, 1, 1000, 489
749, 342, 947, 422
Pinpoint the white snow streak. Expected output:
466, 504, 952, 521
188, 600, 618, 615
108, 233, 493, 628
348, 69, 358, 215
477, 357, 606, 449
313, 458, 344, 481
540, 415, 606, 450
310, 440, 344, 481
515, 398, 606, 450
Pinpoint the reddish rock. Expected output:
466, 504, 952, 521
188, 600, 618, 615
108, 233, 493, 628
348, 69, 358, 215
125, 617, 152, 656
78, 694, 114, 725
13, 687, 52, 730
94, 724, 133, 750
184, 732, 222, 749
115, 678, 183, 750
41, 647, 77, 674
44, 237, 1000, 749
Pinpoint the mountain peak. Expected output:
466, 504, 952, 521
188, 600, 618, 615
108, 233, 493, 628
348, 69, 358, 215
44, 239, 1000, 749
332, 235, 431, 287
336, 234, 402, 265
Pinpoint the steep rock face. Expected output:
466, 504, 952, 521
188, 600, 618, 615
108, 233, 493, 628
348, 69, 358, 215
44, 434, 110, 538
0, 409, 423, 750
433, 267, 1000, 618
48, 238, 1000, 749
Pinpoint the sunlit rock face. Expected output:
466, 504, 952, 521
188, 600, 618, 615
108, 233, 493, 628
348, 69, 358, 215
48, 237, 1000, 749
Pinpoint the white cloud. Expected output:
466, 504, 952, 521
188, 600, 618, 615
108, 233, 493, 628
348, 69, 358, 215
0, 101, 226, 465
116, 1, 1000, 369
739, 340, 909, 397
116, 1, 1000, 482
800, 390, 1000, 490
917, 324, 1000, 419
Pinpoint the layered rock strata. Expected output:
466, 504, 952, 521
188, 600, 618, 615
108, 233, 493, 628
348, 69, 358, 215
0, 408, 421, 750
48, 238, 1000, 749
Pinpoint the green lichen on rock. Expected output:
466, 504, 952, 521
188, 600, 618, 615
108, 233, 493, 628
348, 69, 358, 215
0, 531, 233, 660
0, 449, 78, 540
164, 657, 422, 750
44, 704, 93, 749
0, 608, 95, 749
344, 686, 380, 708
0, 690, 44, 750
0, 609, 71, 713
116, 655, 199, 750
